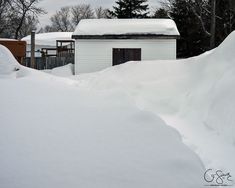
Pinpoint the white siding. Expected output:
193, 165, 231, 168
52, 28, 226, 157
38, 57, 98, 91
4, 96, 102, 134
75, 39, 176, 74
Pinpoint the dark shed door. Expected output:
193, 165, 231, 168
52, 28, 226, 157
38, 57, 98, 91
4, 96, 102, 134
113, 48, 141, 66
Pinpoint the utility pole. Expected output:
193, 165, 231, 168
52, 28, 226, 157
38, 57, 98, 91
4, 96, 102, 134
31, 30, 35, 69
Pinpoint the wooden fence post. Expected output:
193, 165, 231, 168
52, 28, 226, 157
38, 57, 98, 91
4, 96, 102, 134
31, 31, 35, 69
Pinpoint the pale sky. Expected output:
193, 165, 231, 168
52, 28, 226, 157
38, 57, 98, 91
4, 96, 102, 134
38, 0, 161, 27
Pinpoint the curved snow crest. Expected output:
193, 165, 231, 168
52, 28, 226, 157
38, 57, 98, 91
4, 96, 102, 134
43, 63, 74, 77
0, 74, 205, 187
0, 45, 21, 77
2, 28, 235, 188
0, 44, 73, 81
0, 45, 37, 79
0, 42, 205, 187
212, 30, 235, 60
74, 31, 235, 176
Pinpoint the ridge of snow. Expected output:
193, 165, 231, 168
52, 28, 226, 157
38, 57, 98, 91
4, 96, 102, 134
2, 27, 235, 188
74, 31, 235, 180
0, 34, 204, 188
0, 45, 20, 76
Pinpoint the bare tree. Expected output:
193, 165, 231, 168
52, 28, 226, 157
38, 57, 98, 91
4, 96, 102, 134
42, 25, 56, 32
186, 0, 218, 49
7, 0, 45, 39
45, 4, 110, 32
95, 6, 109, 18
228, 0, 235, 32
230, 0, 235, 10
210, 0, 216, 48
19, 15, 38, 37
50, 7, 73, 32
185, 0, 211, 37
0, 0, 9, 35
166, 0, 217, 49
71, 4, 94, 26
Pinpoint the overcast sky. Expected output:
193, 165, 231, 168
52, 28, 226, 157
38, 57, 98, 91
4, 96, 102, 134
38, 0, 161, 27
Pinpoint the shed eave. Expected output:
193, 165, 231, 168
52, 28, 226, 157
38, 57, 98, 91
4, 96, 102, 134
71, 34, 180, 40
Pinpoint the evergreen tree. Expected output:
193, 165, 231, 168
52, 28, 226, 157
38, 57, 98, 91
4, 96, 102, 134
152, 8, 169, 18
108, 0, 149, 18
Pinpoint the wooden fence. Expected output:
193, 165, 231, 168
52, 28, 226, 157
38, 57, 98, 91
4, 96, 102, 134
25, 56, 74, 70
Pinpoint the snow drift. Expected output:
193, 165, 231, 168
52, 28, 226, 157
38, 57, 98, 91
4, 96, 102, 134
75, 31, 235, 178
0, 44, 205, 187
43, 63, 74, 77
0, 45, 20, 76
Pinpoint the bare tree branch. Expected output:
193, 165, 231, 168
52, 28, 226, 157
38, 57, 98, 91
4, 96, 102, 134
50, 7, 73, 32
71, 4, 94, 26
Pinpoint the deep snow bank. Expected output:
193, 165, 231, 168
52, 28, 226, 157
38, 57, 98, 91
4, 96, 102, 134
0, 45, 20, 76
0, 43, 205, 187
74, 31, 235, 178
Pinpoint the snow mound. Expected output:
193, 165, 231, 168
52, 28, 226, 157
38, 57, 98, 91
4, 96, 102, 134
0, 70, 205, 187
2, 27, 235, 188
43, 64, 74, 77
0, 45, 20, 76
74, 31, 235, 177
212, 30, 235, 60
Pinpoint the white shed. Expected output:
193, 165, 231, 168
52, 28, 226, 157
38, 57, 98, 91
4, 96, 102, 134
72, 19, 180, 74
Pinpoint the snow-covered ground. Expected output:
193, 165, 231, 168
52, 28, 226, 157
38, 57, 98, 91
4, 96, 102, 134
1, 31, 235, 187
43, 63, 74, 77
0, 45, 204, 187
73, 31, 235, 183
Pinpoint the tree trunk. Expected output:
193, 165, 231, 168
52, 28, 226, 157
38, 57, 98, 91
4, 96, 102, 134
14, 12, 26, 39
230, 0, 235, 11
210, 0, 216, 49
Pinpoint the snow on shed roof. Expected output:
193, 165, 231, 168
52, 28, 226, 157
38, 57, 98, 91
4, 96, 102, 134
0, 38, 19, 41
72, 19, 180, 39
21, 32, 73, 46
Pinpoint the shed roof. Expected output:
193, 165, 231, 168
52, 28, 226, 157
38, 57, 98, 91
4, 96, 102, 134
0, 38, 18, 41
72, 19, 180, 39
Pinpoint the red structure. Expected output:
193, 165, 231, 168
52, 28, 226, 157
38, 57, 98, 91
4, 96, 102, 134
0, 40, 26, 64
